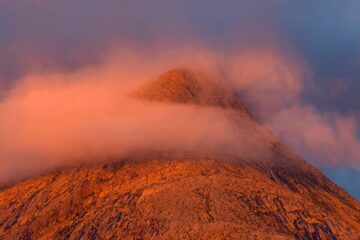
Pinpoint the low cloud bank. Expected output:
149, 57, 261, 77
0, 46, 359, 185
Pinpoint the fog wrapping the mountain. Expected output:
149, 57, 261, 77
0, 0, 359, 198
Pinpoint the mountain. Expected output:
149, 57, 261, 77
0, 69, 359, 240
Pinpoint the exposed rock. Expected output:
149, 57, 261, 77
1, 158, 359, 239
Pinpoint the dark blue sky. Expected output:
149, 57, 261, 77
276, 2, 360, 199
0, 0, 359, 198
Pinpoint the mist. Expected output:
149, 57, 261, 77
0, 0, 359, 197
0, 45, 359, 186
0, 47, 267, 184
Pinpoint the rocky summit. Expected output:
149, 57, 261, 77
0, 69, 359, 240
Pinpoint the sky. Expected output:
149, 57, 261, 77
0, 0, 359, 199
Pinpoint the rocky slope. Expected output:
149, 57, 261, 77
0, 69, 359, 240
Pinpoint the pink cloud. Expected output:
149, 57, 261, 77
0, 44, 359, 186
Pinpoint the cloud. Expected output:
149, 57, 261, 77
0, 44, 359, 186
227, 47, 307, 116
265, 105, 360, 166
224, 48, 360, 168
0, 1, 359, 198
0, 47, 270, 185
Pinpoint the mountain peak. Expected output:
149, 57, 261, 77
132, 68, 246, 110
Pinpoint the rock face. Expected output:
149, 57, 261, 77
0, 69, 359, 240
